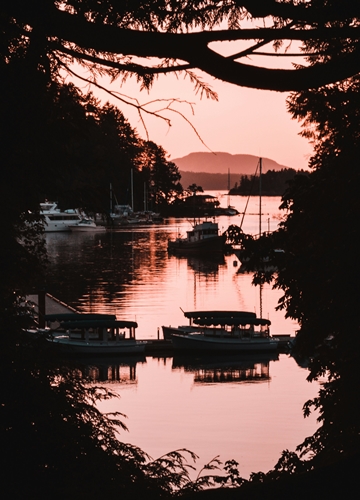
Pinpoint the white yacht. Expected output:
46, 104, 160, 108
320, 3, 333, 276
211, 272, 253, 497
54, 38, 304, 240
40, 201, 82, 232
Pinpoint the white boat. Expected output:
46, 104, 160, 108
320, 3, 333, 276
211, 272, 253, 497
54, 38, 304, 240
70, 218, 106, 232
40, 201, 82, 232
167, 219, 226, 254
163, 310, 278, 352
39, 313, 146, 355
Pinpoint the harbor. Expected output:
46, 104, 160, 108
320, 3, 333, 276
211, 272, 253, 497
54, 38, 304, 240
26, 293, 317, 479
3, 7, 357, 494
23, 193, 319, 479
27, 288, 293, 356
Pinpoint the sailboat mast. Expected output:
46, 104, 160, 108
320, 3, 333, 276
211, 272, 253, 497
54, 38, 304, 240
259, 158, 262, 237
259, 157, 263, 319
131, 168, 134, 211
227, 168, 230, 207
110, 182, 113, 214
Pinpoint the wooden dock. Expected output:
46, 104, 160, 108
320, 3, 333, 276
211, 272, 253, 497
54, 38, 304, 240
26, 292, 78, 316
25, 293, 292, 355
25, 292, 173, 355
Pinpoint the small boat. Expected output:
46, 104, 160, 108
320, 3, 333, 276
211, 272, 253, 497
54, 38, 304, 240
35, 313, 146, 355
163, 310, 278, 352
70, 218, 106, 232
40, 201, 82, 232
167, 219, 226, 254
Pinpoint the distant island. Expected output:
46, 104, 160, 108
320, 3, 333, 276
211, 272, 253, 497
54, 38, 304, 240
172, 152, 290, 174
171, 152, 296, 190
229, 168, 309, 196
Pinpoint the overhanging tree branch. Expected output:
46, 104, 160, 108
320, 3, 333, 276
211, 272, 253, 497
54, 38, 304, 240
9, 3, 360, 91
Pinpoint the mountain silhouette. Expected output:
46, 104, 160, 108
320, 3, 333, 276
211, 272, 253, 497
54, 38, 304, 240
171, 152, 291, 190
172, 152, 290, 174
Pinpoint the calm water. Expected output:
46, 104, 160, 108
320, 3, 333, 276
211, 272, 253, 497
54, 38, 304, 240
42, 193, 319, 478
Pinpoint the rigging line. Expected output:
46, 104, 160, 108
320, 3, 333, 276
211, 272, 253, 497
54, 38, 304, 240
239, 159, 260, 231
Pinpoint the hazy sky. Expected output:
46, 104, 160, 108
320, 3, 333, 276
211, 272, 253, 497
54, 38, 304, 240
71, 41, 313, 170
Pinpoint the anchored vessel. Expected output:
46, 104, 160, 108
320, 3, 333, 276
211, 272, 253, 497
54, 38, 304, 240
35, 313, 146, 355
40, 201, 82, 232
167, 220, 226, 254
163, 310, 278, 352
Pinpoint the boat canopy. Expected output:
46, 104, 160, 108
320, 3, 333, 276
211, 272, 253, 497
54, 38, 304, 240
183, 311, 270, 327
184, 311, 257, 320
60, 319, 138, 329
44, 313, 116, 322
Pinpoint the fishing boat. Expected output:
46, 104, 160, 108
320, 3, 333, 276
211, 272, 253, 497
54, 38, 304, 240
163, 310, 278, 352
167, 219, 226, 254
70, 218, 106, 232
34, 313, 146, 355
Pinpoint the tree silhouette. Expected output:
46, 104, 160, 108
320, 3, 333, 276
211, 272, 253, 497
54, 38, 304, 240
1, 1, 360, 496
3, 1, 360, 91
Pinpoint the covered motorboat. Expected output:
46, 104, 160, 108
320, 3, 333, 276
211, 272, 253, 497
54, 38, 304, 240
34, 313, 146, 355
163, 310, 278, 352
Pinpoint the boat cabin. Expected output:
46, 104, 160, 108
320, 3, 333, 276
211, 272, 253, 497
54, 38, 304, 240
44, 313, 116, 330
186, 221, 220, 242
60, 319, 138, 342
183, 310, 271, 337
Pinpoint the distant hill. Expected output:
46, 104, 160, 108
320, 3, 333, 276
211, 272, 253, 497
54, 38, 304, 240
172, 152, 292, 190
172, 152, 290, 174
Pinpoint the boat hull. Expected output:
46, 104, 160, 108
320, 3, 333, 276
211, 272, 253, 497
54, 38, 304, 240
70, 226, 106, 232
168, 235, 226, 254
44, 217, 81, 232
48, 337, 147, 355
162, 325, 201, 340
171, 333, 278, 352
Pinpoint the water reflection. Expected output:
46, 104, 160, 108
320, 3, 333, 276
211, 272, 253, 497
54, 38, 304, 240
70, 355, 146, 383
170, 253, 226, 274
172, 352, 278, 384
37, 196, 316, 478
42, 195, 298, 340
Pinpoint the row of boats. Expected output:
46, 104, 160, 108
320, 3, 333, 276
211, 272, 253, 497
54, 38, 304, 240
40, 201, 163, 232
28, 309, 293, 356
39, 201, 233, 258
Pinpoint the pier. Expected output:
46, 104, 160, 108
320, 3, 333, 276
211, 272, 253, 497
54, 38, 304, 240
25, 292, 174, 355
25, 292, 292, 355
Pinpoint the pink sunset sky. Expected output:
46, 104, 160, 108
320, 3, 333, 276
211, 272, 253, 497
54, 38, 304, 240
70, 40, 314, 171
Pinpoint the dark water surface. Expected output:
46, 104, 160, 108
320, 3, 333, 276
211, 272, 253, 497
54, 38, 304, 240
42, 194, 319, 478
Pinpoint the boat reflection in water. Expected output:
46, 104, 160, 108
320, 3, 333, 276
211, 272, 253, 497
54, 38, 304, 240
172, 254, 226, 274
172, 352, 279, 384
71, 355, 147, 383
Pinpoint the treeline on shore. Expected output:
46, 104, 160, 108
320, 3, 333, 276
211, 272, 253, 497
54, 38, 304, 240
229, 168, 309, 196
